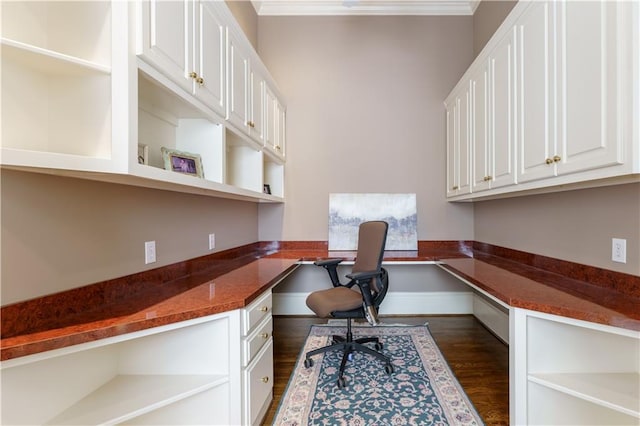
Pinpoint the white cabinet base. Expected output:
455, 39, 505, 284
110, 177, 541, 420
511, 308, 640, 425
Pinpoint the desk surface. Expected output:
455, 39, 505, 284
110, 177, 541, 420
2, 243, 638, 361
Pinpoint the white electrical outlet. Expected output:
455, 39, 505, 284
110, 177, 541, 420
612, 238, 626, 263
208, 233, 216, 250
145, 241, 157, 264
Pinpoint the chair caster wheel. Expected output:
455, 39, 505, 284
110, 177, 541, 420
337, 376, 346, 389
374, 342, 383, 351
304, 358, 314, 368
384, 363, 394, 374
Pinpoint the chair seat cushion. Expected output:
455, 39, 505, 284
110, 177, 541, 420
306, 286, 363, 318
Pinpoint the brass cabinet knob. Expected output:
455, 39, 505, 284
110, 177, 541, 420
261, 332, 269, 339
261, 376, 269, 383
276, 145, 281, 151
452, 185, 459, 190
483, 176, 492, 182
196, 77, 204, 85
553, 155, 561, 162
545, 158, 554, 165
189, 71, 198, 79
260, 306, 268, 312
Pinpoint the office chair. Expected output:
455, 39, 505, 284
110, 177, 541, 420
303, 220, 394, 388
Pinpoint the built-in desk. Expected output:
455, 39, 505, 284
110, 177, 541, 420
1, 241, 638, 425
0, 256, 299, 425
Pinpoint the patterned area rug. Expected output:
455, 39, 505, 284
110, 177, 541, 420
273, 324, 484, 425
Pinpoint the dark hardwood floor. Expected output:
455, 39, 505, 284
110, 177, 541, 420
262, 315, 509, 425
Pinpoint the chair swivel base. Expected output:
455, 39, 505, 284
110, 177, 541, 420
303, 329, 394, 389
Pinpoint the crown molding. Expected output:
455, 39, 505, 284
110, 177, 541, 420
251, 1, 481, 16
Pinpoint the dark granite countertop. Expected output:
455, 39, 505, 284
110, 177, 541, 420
2, 241, 638, 361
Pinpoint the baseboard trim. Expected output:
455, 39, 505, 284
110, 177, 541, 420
272, 291, 474, 316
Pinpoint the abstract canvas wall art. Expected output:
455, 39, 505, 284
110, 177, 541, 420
328, 193, 417, 250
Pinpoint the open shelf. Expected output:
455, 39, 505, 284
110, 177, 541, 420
1, 39, 111, 75
1, 1, 112, 65
1, 314, 236, 425
529, 372, 640, 418
46, 374, 228, 425
523, 311, 640, 424
1, 1, 113, 164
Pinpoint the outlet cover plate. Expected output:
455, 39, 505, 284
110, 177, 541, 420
145, 241, 157, 264
612, 238, 626, 263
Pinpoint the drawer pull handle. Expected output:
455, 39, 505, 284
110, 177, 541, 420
261, 376, 269, 383
545, 158, 554, 165
553, 155, 561, 162
261, 332, 269, 339
260, 306, 269, 312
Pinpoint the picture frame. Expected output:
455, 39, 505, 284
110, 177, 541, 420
161, 147, 204, 178
263, 184, 272, 195
137, 144, 149, 165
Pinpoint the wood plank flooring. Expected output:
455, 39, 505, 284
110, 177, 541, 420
262, 315, 509, 425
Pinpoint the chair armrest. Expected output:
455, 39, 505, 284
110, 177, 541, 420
314, 258, 345, 287
313, 258, 343, 267
345, 269, 382, 282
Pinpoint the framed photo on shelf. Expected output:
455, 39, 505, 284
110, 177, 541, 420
137, 144, 149, 165
161, 147, 204, 178
263, 184, 271, 195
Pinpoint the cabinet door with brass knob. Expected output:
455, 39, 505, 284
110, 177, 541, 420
138, 0, 191, 94
138, 0, 226, 118
244, 339, 274, 425
264, 84, 286, 161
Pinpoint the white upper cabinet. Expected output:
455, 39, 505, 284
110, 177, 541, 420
446, 0, 638, 200
228, 31, 274, 147
469, 28, 517, 194
138, 1, 189, 91
227, 29, 250, 132
249, 67, 265, 144
264, 84, 286, 161
554, 1, 626, 175
194, 0, 226, 117
471, 62, 491, 192
445, 85, 472, 197
0, 0, 286, 203
138, 0, 225, 117
489, 27, 517, 190
516, 1, 557, 183
518, 0, 628, 184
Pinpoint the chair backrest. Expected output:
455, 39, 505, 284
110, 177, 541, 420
352, 221, 388, 293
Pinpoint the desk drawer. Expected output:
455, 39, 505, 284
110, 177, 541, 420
243, 316, 273, 367
243, 291, 272, 336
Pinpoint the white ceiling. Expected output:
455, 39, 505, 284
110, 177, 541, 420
251, 1, 481, 16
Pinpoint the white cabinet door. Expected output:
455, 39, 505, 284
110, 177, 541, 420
276, 100, 286, 159
264, 84, 286, 160
139, 0, 225, 117
195, 0, 225, 117
471, 64, 491, 192
555, 1, 625, 175
249, 67, 265, 143
490, 27, 517, 189
264, 84, 277, 154
516, 1, 557, 184
446, 101, 458, 197
140, 0, 191, 93
227, 31, 250, 132
445, 87, 472, 197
